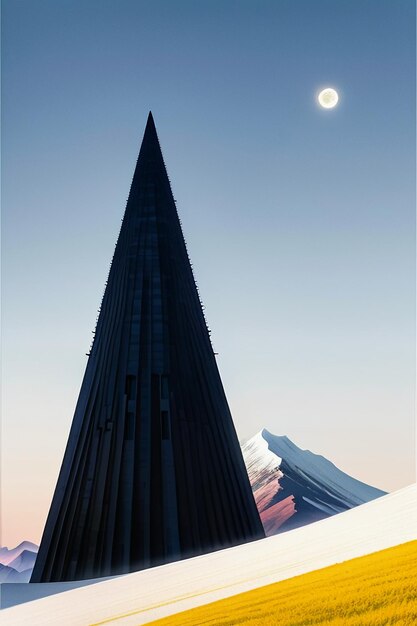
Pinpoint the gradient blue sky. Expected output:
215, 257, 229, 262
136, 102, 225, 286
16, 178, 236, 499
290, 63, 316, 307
2, 0, 415, 546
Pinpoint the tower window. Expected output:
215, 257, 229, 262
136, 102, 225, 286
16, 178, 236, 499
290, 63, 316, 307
161, 375, 169, 400
125, 375, 136, 399
161, 411, 170, 440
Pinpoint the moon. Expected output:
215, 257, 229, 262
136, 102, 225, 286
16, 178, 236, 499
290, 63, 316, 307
318, 87, 339, 109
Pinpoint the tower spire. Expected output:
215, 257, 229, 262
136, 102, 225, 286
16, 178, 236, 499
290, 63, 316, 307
31, 114, 264, 583
139, 111, 159, 151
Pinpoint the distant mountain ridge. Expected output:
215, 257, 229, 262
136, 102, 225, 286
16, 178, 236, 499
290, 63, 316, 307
242, 429, 386, 535
8, 550, 38, 574
0, 541, 38, 583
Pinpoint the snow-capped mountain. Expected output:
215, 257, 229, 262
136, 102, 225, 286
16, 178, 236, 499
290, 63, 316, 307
242, 429, 386, 536
0, 542, 38, 583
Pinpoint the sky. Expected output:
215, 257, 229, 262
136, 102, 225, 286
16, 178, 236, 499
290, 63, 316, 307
1, 0, 415, 547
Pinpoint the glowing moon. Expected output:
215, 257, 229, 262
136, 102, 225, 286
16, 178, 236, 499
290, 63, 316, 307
318, 88, 339, 109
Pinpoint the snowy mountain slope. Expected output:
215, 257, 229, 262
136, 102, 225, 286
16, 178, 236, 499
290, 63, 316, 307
242, 429, 385, 534
2, 483, 416, 626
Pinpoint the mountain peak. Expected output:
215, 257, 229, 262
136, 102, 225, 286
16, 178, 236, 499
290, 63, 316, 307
242, 427, 386, 537
15, 540, 38, 550
261, 430, 299, 452
258, 429, 289, 442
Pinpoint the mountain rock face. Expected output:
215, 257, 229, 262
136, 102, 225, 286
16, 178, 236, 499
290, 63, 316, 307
0, 542, 38, 583
242, 429, 386, 536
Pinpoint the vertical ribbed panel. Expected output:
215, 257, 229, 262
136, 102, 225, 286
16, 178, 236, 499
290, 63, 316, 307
31, 113, 265, 582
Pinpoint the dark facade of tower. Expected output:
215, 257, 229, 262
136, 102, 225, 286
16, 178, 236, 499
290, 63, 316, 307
31, 113, 264, 583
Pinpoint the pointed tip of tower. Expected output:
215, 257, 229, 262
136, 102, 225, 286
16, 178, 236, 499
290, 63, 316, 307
138, 111, 161, 161
147, 110, 155, 126
144, 111, 157, 137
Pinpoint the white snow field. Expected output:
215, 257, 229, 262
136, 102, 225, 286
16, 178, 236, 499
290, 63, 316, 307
2, 483, 416, 626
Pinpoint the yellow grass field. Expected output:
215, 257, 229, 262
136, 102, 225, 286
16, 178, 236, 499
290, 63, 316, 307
150, 540, 417, 626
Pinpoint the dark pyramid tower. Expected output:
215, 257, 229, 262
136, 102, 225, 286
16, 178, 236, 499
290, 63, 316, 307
31, 113, 264, 583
